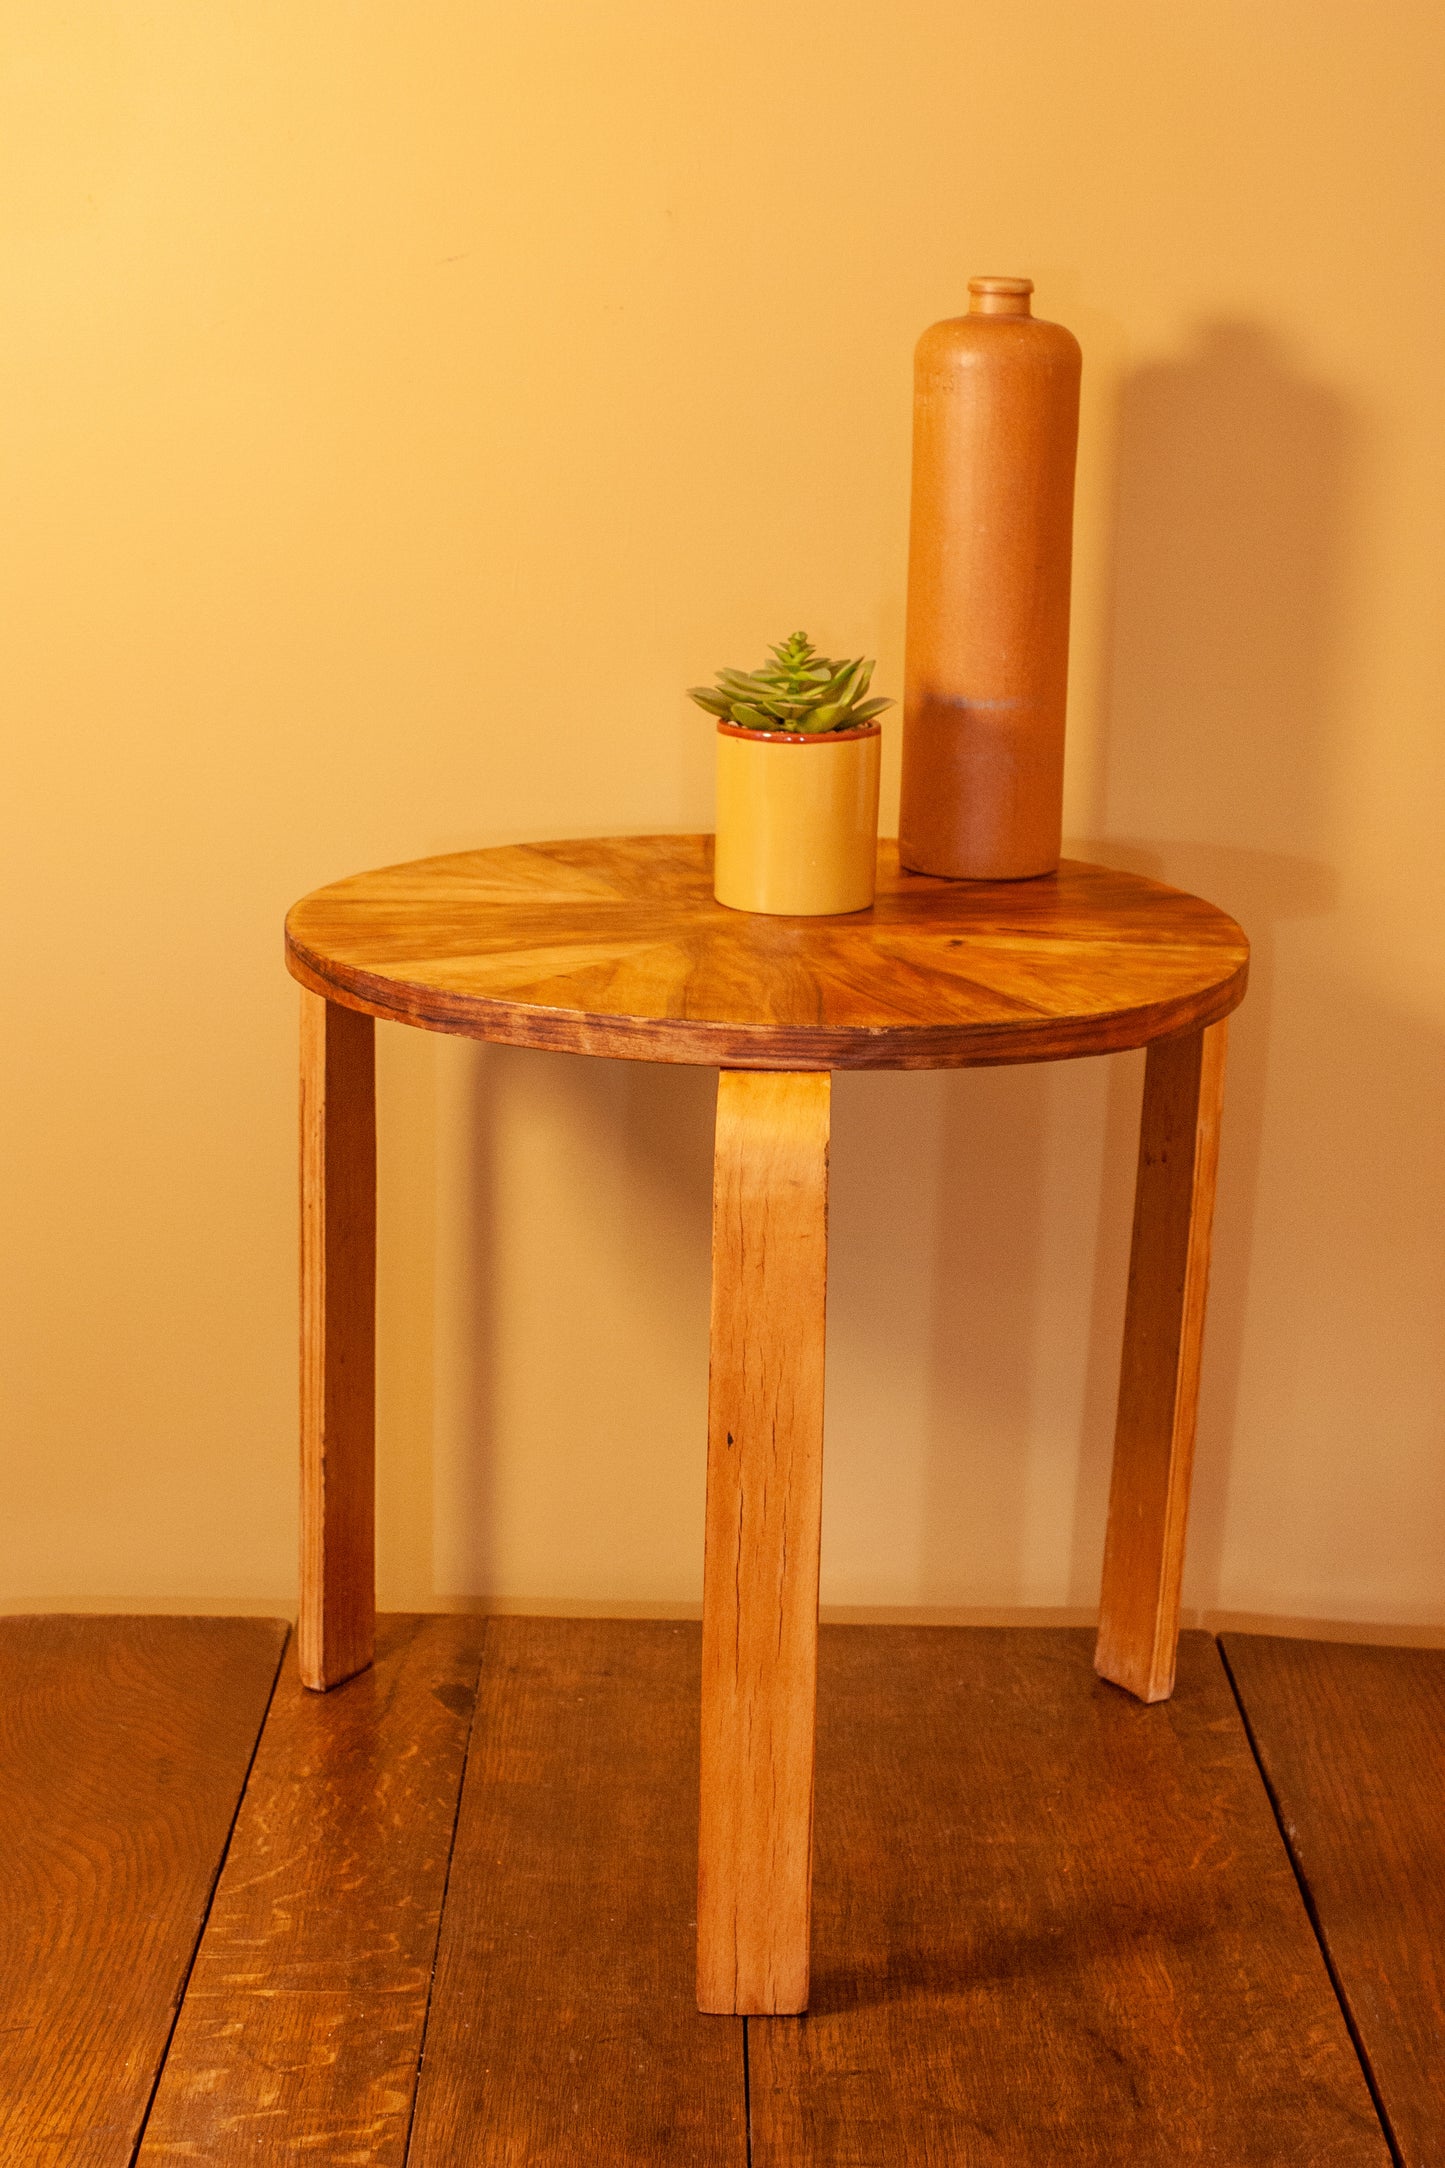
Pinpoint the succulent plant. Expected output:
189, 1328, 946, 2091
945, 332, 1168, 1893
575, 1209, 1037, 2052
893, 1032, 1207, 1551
688, 630, 892, 735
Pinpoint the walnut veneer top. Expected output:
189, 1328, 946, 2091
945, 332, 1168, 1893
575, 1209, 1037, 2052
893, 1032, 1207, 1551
284, 836, 1248, 1070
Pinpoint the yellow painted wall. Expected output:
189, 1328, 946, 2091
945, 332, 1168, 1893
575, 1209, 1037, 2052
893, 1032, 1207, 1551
5, 2, 1442, 1626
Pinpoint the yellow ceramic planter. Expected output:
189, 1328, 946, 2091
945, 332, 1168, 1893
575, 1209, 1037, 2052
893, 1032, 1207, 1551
714, 719, 882, 915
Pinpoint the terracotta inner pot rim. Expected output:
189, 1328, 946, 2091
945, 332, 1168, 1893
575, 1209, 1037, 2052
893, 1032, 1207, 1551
716, 719, 882, 746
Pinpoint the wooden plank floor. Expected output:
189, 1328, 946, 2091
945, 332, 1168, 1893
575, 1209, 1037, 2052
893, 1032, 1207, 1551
5, 1615, 1442, 2161
1224, 1633, 1445, 2168
0, 1615, 286, 2166
752, 1627, 1386, 2166
407, 1618, 746, 2166
139, 1614, 484, 2164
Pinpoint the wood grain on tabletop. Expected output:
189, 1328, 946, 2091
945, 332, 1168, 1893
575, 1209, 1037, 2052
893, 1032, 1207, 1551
406, 1618, 747, 2168
299, 988, 376, 1693
698, 1071, 829, 2015
748, 1628, 1389, 2168
285, 836, 1248, 1069
1223, 1634, 1445, 2168
0, 1616, 286, 2167
139, 1615, 483, 2165
1095, 1019, 1228, 1703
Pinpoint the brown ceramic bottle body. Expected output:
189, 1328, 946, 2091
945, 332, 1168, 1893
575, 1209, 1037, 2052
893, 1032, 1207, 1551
899, 278, 1081, 880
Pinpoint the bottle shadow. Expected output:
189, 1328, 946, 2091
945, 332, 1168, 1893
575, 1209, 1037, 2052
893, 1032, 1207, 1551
1065, 316, 1398, 1616
1089, 321, 1355, 855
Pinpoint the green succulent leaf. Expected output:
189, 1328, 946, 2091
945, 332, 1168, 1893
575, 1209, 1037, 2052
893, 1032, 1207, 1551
687, 630, 894, 734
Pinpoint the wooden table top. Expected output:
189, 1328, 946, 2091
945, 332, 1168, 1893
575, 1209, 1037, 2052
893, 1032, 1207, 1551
284, 835, 1248, 1069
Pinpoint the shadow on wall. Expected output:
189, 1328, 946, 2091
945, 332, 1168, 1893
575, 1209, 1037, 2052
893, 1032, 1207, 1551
1073, 320, 1445, 1617
1076, 321, 1354, 1612
437, 1043, 714, 1604
1093, 321, 1354, 849
831, 318, 1366, 1610
826, 1059, 1066, 1608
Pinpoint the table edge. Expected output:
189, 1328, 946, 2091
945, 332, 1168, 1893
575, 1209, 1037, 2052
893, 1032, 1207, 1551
284, 932, 1249, 1069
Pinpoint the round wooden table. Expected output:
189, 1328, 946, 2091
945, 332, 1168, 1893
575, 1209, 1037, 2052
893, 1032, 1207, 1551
286, 835, 1248, 2016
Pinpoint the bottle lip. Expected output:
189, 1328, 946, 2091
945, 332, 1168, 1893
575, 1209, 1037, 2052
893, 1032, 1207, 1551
968, 275, 1034, 316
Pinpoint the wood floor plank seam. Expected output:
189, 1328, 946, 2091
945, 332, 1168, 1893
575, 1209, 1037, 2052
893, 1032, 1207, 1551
137, 1614, 487, 2164
128, 1625, 293, 2168
748, 1626, 1389, 2164
403, 1618, 749, 2166
400, 1619, 490, 2168
1237, 1634, 1445, 2164
0, 1615, 292, 2166
1217, 1637, 1409, 2168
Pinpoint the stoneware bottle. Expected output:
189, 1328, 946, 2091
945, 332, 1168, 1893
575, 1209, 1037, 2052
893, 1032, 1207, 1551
898, 276, 1081, 880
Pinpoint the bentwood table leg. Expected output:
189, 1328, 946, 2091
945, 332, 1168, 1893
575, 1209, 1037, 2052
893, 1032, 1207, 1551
1095, 1019, 1229, 1703
298, 990, 377, 1692
698, 1069, 830, 2015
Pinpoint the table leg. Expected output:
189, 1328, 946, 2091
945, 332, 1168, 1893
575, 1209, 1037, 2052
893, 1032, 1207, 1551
299, 990, 376, 1692
1095, 1019, 1229, 1703
698, 1069, 830, 2015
